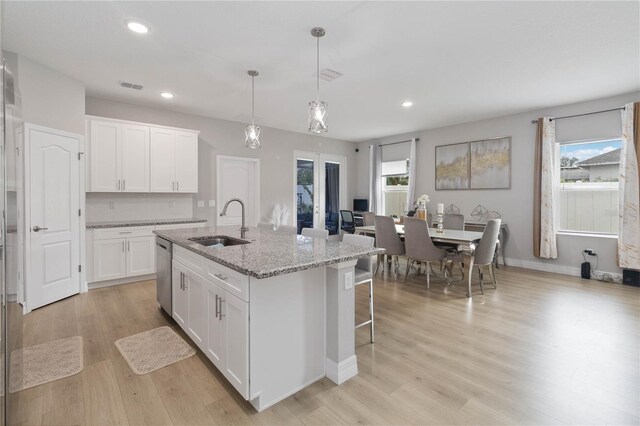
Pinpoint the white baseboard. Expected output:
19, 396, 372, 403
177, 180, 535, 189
88, 273, 156, 290
504, 257, 622, 281
325, 355, 358, 385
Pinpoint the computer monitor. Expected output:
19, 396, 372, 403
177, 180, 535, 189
353, 199, 369, 212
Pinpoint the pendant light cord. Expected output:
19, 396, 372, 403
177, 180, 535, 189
251, 74, 255, 126
316, 36, 320, 101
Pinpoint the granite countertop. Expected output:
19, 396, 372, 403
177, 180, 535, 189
86, 218, 207, 229
154, 225, 385, 279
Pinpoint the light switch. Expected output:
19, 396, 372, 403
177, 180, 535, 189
197, 200, 205, 208
345, 272, 353, 290
208, 200, 215, 207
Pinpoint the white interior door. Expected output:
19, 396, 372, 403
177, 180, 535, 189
26, 125, 80, 311
294, 151, 346, 235
217, 156, 260, 227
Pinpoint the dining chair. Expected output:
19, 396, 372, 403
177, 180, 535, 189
342, 233, 375, 343
473, 219, 501, 294
340, 210, 356, 234
275, 224, 298, 235
374, 215, 405, 275
301, 227, 329, 239
443, 213, 464, 230
257, 222, 275, 231
403, 217, 448, 289
362, 212, 375, 226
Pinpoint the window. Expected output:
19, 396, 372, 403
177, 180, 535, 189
557, 139, 621, 235
382, 160, 409, 217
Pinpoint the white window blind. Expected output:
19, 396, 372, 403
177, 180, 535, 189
381, 160, 408, 176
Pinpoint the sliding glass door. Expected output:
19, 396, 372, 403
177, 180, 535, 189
294, 151, 346, 235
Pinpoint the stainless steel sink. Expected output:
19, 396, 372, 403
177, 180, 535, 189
189, 235, 250, 248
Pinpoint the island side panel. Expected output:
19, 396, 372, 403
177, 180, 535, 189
249, 267, 326, 412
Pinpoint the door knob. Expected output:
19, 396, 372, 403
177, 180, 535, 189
32, 226, 48, 232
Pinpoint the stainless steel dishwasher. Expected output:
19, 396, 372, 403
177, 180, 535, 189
156, 237, 172, 314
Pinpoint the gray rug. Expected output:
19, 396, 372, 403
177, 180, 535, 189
115, 326, 195, 375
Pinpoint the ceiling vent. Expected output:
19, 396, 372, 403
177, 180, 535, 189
120, 81, 143, 90
319, 68, 343, 82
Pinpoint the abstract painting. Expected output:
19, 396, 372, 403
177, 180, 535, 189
435, 142, 469, 190
470, 137, 511, 189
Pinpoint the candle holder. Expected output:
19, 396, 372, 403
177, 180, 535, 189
436, 212, 444, 233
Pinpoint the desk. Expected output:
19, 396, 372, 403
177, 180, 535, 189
355, 225, 483, 297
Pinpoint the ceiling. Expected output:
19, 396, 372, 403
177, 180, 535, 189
4, 1, 639, 142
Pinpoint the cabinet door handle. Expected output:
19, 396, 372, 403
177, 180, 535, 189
127, 241, 130, 251
214, 273, 228, 281
218, 297, 225, 321
180, 272, 184, 290
177, 181, 179, 191
117, 179, 121, 191
214, 294, 219, 318
122, 241, 125, 252
172, 181, 175, 191
123, 179, 126, 190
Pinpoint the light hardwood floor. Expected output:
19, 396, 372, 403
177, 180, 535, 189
12, 265, 640, 425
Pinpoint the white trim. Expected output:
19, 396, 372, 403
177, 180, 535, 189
325, 355, 358, 385
85, 114, 200, 134
216, 155, 260, 227
249, 373, 325, 412
23, 123, 85, 312
88, 273, 156, 290
504, 257, 622, 281
557, 231, 618, 239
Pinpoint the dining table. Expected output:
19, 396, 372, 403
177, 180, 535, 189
354, 225, 484, 298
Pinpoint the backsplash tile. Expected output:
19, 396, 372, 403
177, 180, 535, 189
86, 193, 195, 222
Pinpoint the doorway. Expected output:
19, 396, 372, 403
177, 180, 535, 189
293, 151, 346, 235
216, 155, 261, 227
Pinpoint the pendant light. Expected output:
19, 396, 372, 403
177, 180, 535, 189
308, 27, 327, 134
245, 70, 260, 149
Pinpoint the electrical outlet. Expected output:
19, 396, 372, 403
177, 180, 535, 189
169, 201, 175, 208
345, 272, 353, 290
208, 200, 215, 207
108, 201, 115, 210
197, 200, 205, 208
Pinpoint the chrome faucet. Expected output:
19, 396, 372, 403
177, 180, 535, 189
220, 198, 249, 239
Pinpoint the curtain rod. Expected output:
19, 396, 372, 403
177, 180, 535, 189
378, 137, 420, 148
530, 106, 625, 124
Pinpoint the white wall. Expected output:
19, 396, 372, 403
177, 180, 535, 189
355, 92, 640, 276
15, 54, 85, 135
85, 97, 358, 225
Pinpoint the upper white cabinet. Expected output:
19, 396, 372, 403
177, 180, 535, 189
150, 127, 198, 193
87, 116, 198, 193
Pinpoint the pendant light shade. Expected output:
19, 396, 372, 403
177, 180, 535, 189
308, 27, 327, 134
245, 70, 260, 149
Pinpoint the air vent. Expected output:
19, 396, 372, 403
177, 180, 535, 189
120, 81, 144, 90
319, 69, 343, 82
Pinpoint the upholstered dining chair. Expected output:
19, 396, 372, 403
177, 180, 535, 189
374, 215, 405, 275
403, 217, 448, 288
362, 212, 375, 226
301, 227, 329, 239
257, 222, 275, 231
275, 224, 298, 235
342, 233, 376, 343
443, 214, 464, 230
473, 219, 501, 294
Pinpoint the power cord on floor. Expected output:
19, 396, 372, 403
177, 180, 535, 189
582, 252, 622, 283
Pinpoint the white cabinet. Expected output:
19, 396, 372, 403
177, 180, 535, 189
150, 127, 198, 193
125, 236, 155, 276
172, 260, 188, 328
173, 255, 249, 399
93, 238, 126, 281
89, 120, 150, 192
87, 116, 198, 193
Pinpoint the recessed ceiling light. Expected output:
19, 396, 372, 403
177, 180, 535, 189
402, 101, 414, 108
160, 92, 174, 99
126, 21, 149, 34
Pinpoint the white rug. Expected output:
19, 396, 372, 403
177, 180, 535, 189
10, 336, 83, 393
115, 326, 195, 375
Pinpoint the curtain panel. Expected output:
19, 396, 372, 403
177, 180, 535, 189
368, 145, 383, 214
618, 102, 640, 269
533, 117, 558, 259
406, 138, 417, 212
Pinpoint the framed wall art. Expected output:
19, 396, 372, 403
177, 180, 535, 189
435, 142, 470, 190
469, 137, 511, 189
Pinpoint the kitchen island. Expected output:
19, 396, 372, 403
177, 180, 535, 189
153, 225, 383, 412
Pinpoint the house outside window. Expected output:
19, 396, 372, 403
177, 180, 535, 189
557, 139, 621, 234
381, 160, 409, 217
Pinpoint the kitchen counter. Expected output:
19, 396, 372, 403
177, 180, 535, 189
86, 218, 207, 229
154, 225, 384, 279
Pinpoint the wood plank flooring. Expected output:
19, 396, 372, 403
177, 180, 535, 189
12, 265, 640, 425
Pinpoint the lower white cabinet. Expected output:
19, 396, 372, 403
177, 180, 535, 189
174, 256, 249, 399
125, 236, 155, 276
93, 238, 126, 281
